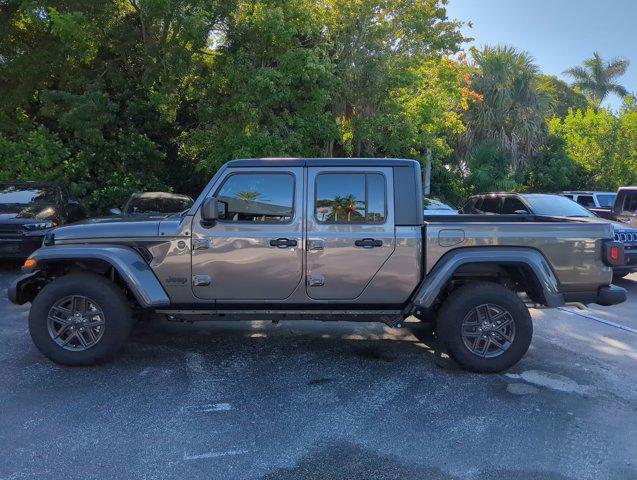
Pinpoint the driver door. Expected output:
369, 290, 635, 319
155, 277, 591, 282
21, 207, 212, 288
191, 167, 304, 300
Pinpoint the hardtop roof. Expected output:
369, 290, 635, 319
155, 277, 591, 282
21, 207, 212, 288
225, 157, 419, 168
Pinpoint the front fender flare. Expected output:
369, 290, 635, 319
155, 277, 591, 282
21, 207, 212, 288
13, 244, 170, 308
410, 247, 563, 311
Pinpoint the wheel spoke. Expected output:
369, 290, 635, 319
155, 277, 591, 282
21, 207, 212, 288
47, 314, 72, 327
72, 296, 87, 314
52, 324, 72, 339
495, 327, 514, 343
479, 337, 491, 355
84, 318, 105, 328
50, 305, 72, 319
489, 334, 506, 351
83, 327, 97, 345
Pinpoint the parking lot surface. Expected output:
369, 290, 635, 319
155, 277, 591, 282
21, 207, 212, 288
1, 263, 636, 480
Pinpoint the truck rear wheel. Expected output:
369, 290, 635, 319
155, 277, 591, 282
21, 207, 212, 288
437, 282, 532, 373
29, 273, 134, 366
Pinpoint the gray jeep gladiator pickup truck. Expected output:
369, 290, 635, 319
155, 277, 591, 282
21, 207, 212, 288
9, 158, 627, 372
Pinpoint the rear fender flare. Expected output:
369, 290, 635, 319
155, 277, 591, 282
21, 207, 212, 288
410, 247, 563, 312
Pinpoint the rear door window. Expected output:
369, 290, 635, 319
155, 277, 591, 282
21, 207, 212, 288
315, 173, 386, 224
502, 197, 528, 214
480, 196, 502, 214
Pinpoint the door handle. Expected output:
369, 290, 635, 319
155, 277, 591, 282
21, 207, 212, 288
354, 238, 383, 248
269, 238, 298, 248
307, 239, 324, 251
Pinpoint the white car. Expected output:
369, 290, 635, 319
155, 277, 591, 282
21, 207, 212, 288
423, 198, 458, 215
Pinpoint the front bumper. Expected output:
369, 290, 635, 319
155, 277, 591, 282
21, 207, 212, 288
0, 235, 45, 259
8, 270, 41, 305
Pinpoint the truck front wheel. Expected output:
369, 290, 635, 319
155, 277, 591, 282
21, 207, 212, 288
29, 273, 134, 366
437, 282, 533, 373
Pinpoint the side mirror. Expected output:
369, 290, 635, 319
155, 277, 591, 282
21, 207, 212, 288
514, 209, 529, 215
201, 197, 220, 223
109, 207, 122, 215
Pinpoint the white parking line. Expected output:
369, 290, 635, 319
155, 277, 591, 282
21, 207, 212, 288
558, 307, 637, 334
184, 449, 250, 460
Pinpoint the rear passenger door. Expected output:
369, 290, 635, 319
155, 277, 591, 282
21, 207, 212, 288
306, 167, 395, 300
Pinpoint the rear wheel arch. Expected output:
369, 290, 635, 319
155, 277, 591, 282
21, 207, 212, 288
410, 247, 563, 316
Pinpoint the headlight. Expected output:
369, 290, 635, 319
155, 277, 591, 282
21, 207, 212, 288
35, 207, 56, 220
23, 221, 55, 231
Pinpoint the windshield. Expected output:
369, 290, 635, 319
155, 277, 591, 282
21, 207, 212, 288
596, 194, 616, 208
424, 198, 454, 210
125, 196, 193, 214
525, 195, 595, 217
0, 185, 58, 205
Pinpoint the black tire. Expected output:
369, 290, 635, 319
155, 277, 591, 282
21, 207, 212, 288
29, 273, 134, 366
437, 282, 533, 373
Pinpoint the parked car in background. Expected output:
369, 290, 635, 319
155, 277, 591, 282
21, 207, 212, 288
604, 186, 637, 229
0, 182, 83, 259
462, 192, 637, 279
423, 197, 458, 216
560, 191, 617, 219
109, 192, 194, 217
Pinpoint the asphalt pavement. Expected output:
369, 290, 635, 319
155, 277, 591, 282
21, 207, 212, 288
1, 263, 636, 480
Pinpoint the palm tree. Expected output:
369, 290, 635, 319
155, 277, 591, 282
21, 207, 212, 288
564, 52, 629, 105
459, 45, 550, 172
235, 191, 262, 201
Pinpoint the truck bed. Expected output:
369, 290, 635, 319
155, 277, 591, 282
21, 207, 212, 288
424, 214, 614, 292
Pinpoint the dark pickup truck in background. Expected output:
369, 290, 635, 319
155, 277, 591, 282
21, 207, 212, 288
0, 182, 83, 259
463, 192, 637, 279
9, 158, 627, 373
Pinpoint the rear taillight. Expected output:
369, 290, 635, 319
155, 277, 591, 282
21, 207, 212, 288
604, 241, 625, 267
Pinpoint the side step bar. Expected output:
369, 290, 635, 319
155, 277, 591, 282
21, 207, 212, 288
155, 309, 405, 327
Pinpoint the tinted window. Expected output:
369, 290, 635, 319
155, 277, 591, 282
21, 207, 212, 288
596, 194, 616, 208
0, 185, 58, 205
502, 197, 528, 214
623, 193, 637, 212
469, 197, 483, 213
126, 195, 193, 214
576, 195, 595, 207
480, 195, 502, 214
315, 173, 386, 223
524, 195, 594, 217
216, 173, 294, 222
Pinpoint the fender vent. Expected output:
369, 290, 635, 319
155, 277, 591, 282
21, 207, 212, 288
134, 247, 153, 264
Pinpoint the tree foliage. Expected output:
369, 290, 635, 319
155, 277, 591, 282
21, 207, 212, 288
0, 0, 477, 210
458, 45, 550, 173
564, 52, 629, 105
548, 108, 637, 190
